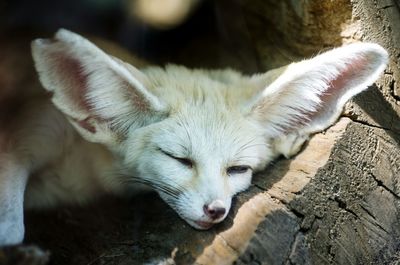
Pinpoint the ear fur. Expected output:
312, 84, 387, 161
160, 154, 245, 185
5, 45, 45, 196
249, 43, 388, 137
31, 29, 166, 145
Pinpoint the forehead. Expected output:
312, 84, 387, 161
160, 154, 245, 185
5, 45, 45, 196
144, 64, 259, 109
176, 107, 248, 146
155, 105, 266, 164
145, 65, 268, 164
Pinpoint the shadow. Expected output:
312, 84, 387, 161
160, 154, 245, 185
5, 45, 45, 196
23, 160, 293, 265
24, 193, 203, 265
353, 84, 400, 146
252, 156, 292, 190
3, 1, 394, 264
224, 156, 291, 229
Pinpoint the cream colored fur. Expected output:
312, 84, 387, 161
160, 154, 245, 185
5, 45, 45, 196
0, 29, 388, 245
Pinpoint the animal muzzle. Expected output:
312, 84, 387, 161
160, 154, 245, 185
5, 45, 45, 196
203, 199, 227, 221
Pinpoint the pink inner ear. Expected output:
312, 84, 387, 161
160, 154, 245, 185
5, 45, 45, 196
305, 56, 369, 125
52, 51, 93, 112
52, 52, 101, 133
51, 52, 99, 133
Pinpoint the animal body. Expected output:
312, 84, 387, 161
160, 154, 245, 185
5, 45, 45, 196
0, 29, 388, 246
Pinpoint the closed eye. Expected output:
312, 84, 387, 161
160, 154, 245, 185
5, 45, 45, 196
159, 148, 193, 168
227, 165, 252, 176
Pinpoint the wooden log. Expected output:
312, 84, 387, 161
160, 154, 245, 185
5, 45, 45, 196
2, 0, 399, 264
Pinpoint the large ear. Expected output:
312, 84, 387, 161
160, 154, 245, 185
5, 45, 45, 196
249, 43, 388, 141
31, 29, 167, 145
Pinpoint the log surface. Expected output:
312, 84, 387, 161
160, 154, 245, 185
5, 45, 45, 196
1, 0, 399, 264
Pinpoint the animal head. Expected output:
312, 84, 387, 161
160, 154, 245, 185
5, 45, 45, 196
31, 29, 387, 229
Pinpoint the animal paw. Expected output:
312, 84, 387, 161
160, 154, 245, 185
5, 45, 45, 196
0, 245, 50, 265
272, 133, 309, 159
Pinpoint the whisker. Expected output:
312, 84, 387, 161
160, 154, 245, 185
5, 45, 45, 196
115, 172, 183, 199
132, 175, 187, 198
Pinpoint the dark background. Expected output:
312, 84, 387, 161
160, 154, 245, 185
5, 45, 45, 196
0, 0, 261, 71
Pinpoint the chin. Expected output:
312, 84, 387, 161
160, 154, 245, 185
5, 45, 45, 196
185, 218, 216, 230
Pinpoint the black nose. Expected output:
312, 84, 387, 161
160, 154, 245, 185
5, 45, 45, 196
203, 204, 226, 220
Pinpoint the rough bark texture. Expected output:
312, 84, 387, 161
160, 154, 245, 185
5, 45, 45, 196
2, 0, 399, 264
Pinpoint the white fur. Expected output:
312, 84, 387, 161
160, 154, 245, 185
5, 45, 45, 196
0, 29, 388, 245
250, 43, 388, 137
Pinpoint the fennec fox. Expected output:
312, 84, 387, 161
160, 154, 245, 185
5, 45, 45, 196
0, 29, 387, 245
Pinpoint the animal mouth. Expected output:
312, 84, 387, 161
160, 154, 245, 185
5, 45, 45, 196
185, 218, 215, 230
194, 220, 214, 230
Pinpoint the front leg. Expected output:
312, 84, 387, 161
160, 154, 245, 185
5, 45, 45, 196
0, 155, 29, 246
271, 133, 309, 159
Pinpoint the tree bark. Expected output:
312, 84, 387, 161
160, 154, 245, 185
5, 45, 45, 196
14, 0, 400, 264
